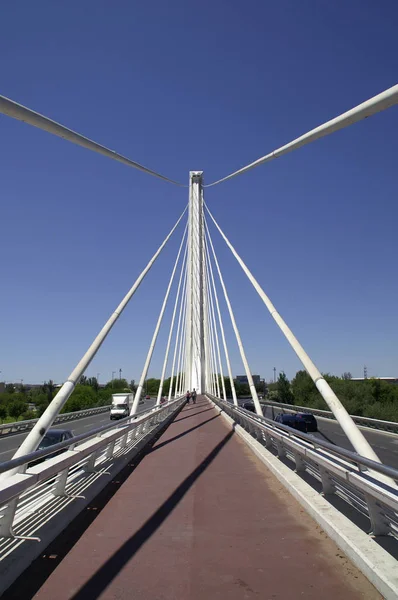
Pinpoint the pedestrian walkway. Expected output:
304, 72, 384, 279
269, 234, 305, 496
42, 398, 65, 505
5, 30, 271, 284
31, 397, 378, 599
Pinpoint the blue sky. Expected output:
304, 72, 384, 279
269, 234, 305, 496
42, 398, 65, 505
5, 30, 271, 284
0, 0, 397, 385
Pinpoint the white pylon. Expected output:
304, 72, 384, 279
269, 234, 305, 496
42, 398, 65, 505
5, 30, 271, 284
186, 171, 206, 393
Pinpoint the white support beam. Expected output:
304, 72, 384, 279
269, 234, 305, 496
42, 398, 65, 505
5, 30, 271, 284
205, 204, 385, 465
156, 229, 188, 405
186, 171, 206, 393
7, 207, 187, 471
205, 236, 238, 405
205, 218, 263, 417
131, 222, 188, 414
169, 265, 187, 400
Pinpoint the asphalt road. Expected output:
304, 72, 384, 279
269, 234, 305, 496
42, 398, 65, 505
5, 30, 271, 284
0, 397, 157, 464
260, 404, 398, 470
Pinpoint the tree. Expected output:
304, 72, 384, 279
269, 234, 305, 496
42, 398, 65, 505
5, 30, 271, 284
36, 399, 50, 416
22, 410, 37, 421
146, 378, 160, 395
5, 384, 15, 394
105, 378, 129, 391
62, 384, 97, 413
276, 372, 294, 404
291, 370, 317, 406
8, 400, 28, 420
86, 377, 99, 392
0, 405, 7, 421
43, 380, 56, 403
97, 388, 112, 406
342, 372, 352, 380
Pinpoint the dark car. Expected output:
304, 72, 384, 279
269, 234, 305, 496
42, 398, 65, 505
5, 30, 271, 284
274, 413, 307, 433
295, 412, 318, 432
29, 429, 74, 467
241, 401, 256, 413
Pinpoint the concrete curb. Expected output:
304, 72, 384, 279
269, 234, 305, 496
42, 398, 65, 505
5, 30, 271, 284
215, 404, 398, 600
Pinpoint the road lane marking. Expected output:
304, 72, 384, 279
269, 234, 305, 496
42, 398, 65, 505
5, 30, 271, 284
0, 448, 17, 457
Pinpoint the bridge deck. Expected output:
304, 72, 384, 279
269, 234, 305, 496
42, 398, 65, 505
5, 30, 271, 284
29, 397, 378, 600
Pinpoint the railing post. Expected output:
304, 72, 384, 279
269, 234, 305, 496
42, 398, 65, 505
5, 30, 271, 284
0, 498, 18, 538
319, 466, 335, 495
365, 493, 390, 536
293, 451, 306, 473
275, 440, 286, 459
84, 450, 99, 473
105, 439, 116, 459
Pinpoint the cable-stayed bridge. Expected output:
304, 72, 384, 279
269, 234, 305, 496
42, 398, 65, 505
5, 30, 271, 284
0, 85, 398, 599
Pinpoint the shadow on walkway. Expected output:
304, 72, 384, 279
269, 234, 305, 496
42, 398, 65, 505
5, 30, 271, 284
71, 430, 234, 600
173, 407, 214, 423
149, 414, 220, 453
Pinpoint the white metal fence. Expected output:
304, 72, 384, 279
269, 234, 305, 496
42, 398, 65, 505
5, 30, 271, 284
0, 397, 184, 577
209, 395, 398, 542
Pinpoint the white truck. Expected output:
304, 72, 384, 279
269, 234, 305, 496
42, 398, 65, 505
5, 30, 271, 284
110, 392, 135, 420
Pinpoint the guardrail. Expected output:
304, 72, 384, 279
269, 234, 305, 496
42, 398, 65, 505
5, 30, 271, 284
260, 399, 398, 435
0, 405, 111, 438
209, 395, 398, 542
0, 396, 185, 593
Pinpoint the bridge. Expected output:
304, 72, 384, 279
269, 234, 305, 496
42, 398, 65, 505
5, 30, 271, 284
0, 85, 398, 599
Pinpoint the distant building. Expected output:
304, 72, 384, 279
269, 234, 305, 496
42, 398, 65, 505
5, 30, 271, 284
0, 382, 5, 394
235, 375, 261, 386
351, 377, 398, 384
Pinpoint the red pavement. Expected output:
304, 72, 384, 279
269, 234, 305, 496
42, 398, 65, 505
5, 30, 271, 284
32, 397, 379, 600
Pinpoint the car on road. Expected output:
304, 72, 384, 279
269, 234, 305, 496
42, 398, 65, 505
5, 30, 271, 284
110, 403, 129, 420
29, 429, 74, 466
145, 395, 150, 400
274, 413, 307, 433
295, 412, 318, 432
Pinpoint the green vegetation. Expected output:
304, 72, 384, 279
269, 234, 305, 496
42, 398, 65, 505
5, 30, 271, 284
270, 370, 398, 422
0, 377, 137, 424
3, 369, 396, 424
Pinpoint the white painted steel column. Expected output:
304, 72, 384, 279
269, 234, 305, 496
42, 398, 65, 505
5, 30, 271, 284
205, 237, 237, 405
206, 276, 220, 397
205, 205, 383, 463
169, 267, 187, 400
206, 255, 224, 398
186, 172, 206, 393
156, 229, 188, 405
175, 291, 188, 397
132, 224, 188, 414
206, 220, 263, 416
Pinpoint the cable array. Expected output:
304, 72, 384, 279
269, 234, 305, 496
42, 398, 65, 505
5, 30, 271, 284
1, 84, 396, 189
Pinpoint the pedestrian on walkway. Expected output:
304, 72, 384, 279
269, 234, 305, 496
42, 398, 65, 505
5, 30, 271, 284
192, 388, 197, 404
185, 390, 191, 405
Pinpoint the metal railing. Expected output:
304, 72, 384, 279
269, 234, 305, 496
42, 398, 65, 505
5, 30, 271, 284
209, 395, 398, 541
260, 400, 398, 435
0, 397, 185, 554
0, 405, 112, 438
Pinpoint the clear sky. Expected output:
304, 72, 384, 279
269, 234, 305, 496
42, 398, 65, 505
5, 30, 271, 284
1, 0, 397, 385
